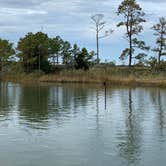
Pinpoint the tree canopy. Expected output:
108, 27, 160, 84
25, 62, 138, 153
152, 17, 166, 64
117, 0, 149, 66
0, 39, 15, 72
17, 32, 51, 73
16, 32, 94, 73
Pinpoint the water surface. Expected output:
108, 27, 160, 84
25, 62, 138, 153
0, 82, 166, 166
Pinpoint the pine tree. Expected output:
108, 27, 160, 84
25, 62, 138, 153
152, 17, 166, 64
117, 0, 149, 66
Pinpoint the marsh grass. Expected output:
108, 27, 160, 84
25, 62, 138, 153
2, 66, 166, 87
38, 67, 166, 87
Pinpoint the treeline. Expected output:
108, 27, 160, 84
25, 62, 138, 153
17, 32, 95, 73
0, 32, 95, 73
0, 0, 166, 74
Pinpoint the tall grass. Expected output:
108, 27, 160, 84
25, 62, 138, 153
39, 67, 166, 87
2, 66, 166, 87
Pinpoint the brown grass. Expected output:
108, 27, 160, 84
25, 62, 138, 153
2, 67, 166, 87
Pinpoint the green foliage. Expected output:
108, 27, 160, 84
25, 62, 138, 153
155, 61, 166, 71
147, 58, 166, 71
71, 44, 80, 65
117, 0, 149, 66
17, 32, 51, 73
49, 36, 63, 64
0, 39, 15, 71
9, 62, 24, 74
147, 57, 166, 71
16, 32, 95, 73
120, 48, 131, 61
108, 61, 116, 67
75, 48, 94, 70
151, 17, 166, 64
100, 61, 116, 67
135, 53, 147, 64
132, 38, 150, 51
61, 41, 72, 65
146, 56, 158, 68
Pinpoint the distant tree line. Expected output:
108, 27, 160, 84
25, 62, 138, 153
0, 32, 95, 73
0, 0, 165, 73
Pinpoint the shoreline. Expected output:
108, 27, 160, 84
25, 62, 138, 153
1, 69, 166, 88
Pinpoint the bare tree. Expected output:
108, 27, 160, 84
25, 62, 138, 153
91, 14, 113, 64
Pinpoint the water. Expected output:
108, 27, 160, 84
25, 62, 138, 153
0, 82, 166, 166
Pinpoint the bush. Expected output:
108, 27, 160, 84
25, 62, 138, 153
75, 48, 94, 70
155, 61, 166, 71
146, 57, 158, 69
8, 62, 24, 74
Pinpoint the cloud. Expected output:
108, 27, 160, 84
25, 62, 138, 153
0, 0, 165, 61
0, 0, 53, 8
142, 0, 165, 2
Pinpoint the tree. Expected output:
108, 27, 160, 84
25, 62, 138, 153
49, 36, 63, 65
146, 56, 158, 69
71, 44, 81, 66
117, 0, 149, 66
17, 32, 51, 73
91, 14, 112, 64
75, 48, 94, 70
0, 39, 15, 72
151, 17, 166, 64
61, 41, 72, 65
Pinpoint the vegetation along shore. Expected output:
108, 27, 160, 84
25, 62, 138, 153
0, 0, 166, 87
2, 66, 166, 88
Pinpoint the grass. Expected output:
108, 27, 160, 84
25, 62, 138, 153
2, 66, 166, 87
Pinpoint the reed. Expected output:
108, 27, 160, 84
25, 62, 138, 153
2, 67, 166, 87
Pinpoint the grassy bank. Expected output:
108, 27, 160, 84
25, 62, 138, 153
1, 67, 166, 87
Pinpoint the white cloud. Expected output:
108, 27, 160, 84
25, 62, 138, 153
0, 0, 165, 61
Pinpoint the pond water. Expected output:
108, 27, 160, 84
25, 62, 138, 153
0, 82, 166, 166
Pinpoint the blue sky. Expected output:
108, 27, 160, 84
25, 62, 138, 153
0, 0, 166, 64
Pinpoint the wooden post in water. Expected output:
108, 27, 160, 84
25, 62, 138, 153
104, 81, 107, 110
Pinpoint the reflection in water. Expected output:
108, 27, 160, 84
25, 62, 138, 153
156, 90, 165, 136
105, 85, 107, 110
0, 82, 20, 118
18, 86, 50, 129
118, 89, 141, 165
0, 82, 9, 117
0, 82, 166, 166
149, 89, 166, 137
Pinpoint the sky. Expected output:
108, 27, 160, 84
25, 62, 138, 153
0, 0, 166, 64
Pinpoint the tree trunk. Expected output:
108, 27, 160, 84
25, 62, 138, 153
53, 54, 55, 66
158, 33, 163, 65
0, 60, 2, 72
158, 52, 161, 65
96, 30, 99, 64
129, 34, 132, 67
57, 54, 59, 64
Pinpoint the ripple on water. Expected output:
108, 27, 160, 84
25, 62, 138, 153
0, 83, 166, 166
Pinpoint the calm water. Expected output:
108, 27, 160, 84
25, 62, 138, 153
0, 82, 166, 166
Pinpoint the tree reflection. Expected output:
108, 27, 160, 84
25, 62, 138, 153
157, 90, 165, 135
118, 89, 141, 165
18, 86, 50, 129
60, 84, 89, 112
18, 84, 92, 129
149, 88, 166, 137
0, 82, 20, 118
0, 82, 9, 117
104, 85, 107, 110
